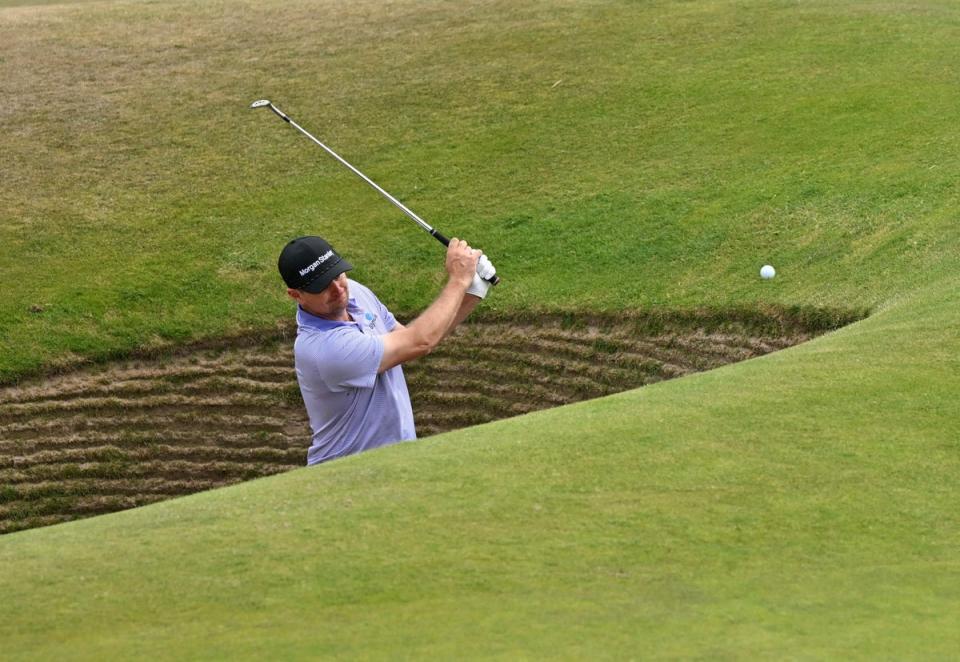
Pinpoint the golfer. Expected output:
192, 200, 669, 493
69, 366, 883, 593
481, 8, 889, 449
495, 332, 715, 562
278, 235, 495, 465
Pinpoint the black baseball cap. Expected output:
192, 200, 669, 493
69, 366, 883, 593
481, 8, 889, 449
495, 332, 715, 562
278, 236, 353, 293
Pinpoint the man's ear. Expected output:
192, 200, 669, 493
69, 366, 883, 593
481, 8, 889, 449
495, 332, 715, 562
287, 288, 302, 302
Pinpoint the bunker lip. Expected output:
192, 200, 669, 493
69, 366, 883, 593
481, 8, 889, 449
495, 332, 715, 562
0, 305, 868, 535
0, 304, 868, 389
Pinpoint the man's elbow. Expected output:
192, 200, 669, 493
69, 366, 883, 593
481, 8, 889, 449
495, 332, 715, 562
408, 324, 445, 355
410, 333, 440, 358
379, 328, 440, 372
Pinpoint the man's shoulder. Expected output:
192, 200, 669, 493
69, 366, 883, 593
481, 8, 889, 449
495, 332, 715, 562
296, 322, 362, 350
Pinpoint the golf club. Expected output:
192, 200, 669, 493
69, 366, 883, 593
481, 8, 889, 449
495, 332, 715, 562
250, 99, 499, 286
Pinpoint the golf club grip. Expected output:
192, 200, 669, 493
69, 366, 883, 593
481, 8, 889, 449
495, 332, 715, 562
430, 230, 499, 286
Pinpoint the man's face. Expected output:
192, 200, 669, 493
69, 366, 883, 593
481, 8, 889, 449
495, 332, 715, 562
288, 272, 350, 320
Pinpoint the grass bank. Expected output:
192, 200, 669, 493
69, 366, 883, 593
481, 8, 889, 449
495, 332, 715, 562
2, 0, 959, 657
1, 275, 957, 658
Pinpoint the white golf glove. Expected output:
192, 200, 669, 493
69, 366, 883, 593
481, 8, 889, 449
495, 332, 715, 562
476, 254, 496, 281
466, 273, 491, 299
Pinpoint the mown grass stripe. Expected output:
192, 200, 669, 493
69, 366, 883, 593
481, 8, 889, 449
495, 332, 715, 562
0, 494, 175, 521
0, 515, 75, 535
0, 430, 303, 456
408, 375, 606, 407
0, 394, 285, 419
0, 412, 301, 441
0, 460, 293, 485
410, 361, 668, 397
458, 334, 747, 374
4, 444, 304, 470
0, 376, 296, 408
409, 379, 580, 407
0, 357, 293, 403
413, 408, 519, 428
414, 354, 663, 386
656, 333, 795, 358
1, 477, 230, 502
424, 346, 679, 382
0, 367, 296, 405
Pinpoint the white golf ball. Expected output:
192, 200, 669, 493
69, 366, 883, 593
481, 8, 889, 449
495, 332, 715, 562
760, 265, 776, 279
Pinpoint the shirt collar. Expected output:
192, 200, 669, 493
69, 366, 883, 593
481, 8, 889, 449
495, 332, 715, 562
296, 297, 366, 331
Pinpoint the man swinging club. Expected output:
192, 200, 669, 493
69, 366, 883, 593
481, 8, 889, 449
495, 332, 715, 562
278, 235, 496, 465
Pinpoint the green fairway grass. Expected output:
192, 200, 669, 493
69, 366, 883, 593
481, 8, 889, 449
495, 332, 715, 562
2, 0, 960, 657
1, 276, 957, 659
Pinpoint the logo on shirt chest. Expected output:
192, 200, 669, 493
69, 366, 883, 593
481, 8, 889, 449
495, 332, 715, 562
364, 311, 378, 331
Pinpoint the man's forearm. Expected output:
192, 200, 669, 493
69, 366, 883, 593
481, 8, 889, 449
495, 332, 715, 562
378, 238, 482, 372
443, 293, 480, 340
407, 279, 472, 352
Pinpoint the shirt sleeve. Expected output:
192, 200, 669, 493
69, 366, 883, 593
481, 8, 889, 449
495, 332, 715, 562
379, 298, 398, 332
316, 327, 384, 391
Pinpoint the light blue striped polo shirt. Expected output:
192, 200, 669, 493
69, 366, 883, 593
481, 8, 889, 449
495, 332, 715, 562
294, 279, 416, 465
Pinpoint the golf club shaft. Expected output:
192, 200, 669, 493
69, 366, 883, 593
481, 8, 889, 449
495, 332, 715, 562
254, 100, 499, 286
262, 102, 451, 243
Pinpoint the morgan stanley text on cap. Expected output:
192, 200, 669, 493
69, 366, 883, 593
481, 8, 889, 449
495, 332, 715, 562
278, 236, 354, 293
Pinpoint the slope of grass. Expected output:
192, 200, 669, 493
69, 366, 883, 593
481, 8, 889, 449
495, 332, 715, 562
2, 0, 960, 657
1, 274, 957, 659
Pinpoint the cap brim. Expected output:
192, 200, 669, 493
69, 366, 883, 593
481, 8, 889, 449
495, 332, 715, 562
299, 257, 353, 293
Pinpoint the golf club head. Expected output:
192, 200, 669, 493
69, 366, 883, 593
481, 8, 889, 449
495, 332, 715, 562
249, 99, 272, 109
